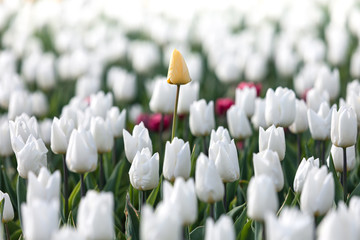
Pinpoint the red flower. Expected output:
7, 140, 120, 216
237, 82, 262, 96
136, 113, 172, 132
215, 98, 234, 116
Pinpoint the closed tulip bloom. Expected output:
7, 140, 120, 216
110, 68, 137, 102
163, 178, 197, 225
141, 202, 181, 240
177, 82, 199, 114
8, 90, 33, 120
66, 129, 97, 174
251, 98, 268, 130
129, 148, 159, 191
215, 98, 234, 116
265, 207, 314, 240
289, 99, 308, 134
317, 202, 360, 240
209, 127, 231, 146
31, 91, 49, 117
235, 87, 256, 117
40, 119, 52, 146
106, 107, 126, 138
27, 167, 61, 205
22, 199, 59, 240
247, 175, 278, 221
90, 117, 114, 153
167, 49, 191, 85
90, 91, 113, 119
265, 87, 296, 127
163, 138, 191, 181
331, 106, 357, 148
227, 105, 252, 140
195, 153, 224, 203
205, 215, 235, 240
51, 117, 75, 154
300, 166, 334, 216
253, 150, 284, 192
329, 145, 356, 172
306, 88, 330, 112
51, 227, 85, 240
346, 91, 360, 127
294, 157, 320, 193
209, 139, 239, 183
36, 53, 56, 91
189, 99, 215, 137
123, 122, 153, 163
0, 191, 14, 222
77, 191, 114, 240
149, 78, 176, 113
326, 24, 349, 66
307, 102, 334, 141
9, 113, 40, 153
16, 135, 47, 179
0, 117, 13, 156
314, 67, 340, 101
259, 125, 285, 160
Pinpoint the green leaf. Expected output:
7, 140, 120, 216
214, 201, 225, 220
190, 226, 204, 240
146, 177, 162, 207
16, 176, 26, 229
277, 188, 295, 215
234, 207, 248, 238
190, 141, 200, 178
125, 196, 140, 240
239, 219, 254, 240
227, 203, 246, 221
348, 181, 360, 203
328, 154, 344, 203
68, 180, 81, 211
10, 229, 22, 240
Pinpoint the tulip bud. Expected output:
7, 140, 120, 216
209, 127, 231, 146
307, 102, 334, 141
90, 117, 114, 153
300, 166, 334, 216
317, 202, 360, 240
106, 107, 126, 138
306, 88, 330, 112
163, 138, 191, 181
215, 55, 241, 84
259, 125, 285, 161
253, 150, 284, 191
129, 148, 159, 191
235, 87, 256, 117
329, 145, 356, 172
129, 41, 160, 74
50, 117, 75, 154
75, 76, 100, 98
27, 167, 61, 205
22, 199, 59, 240
289, 99, 308, 134
245, 52, 267, 82
314, 67, 340, 101
110, 68, 137, 102
123, 122, 153, 163
346, 91, 360, 127
77, 191, 114, 240
247, 176, 278, 221
205, 215, 235, 240
265, 207, 314, 240
66, 129, 97, 174
8, 90, 32, 120
90, 91, 113, 119
0, 117, 13, 157
195, 153, 224, 203
265, 87, 296, 127
141, 202, 181, 240
331, 106, 357, 148
167, 49, 191, 85
177, 82, 199, 115
227, 105, 252, 140
215, 98, 234, 116
149, 78, 176, 113
189, 99, 215, 137
36, 53, 56, 91
31, 91, 49, 117
293, 157, 320, 193
0, 191, 14, 223
52, 227, 85, 240
209, 139, 239, 183
163, 178, 197, 225
40, 119, 52, 146
251, 98, 268, 130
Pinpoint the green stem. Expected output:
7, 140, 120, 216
223, 182, 227, 211
99, 154, 104, 190
297, 133, 301, 165
5, 223, 9, 240
62, 154, 69, 219
171, 85, 181, 141
343, 147, 347, 201
80, 174, 86, 197
209, 203, 214, 219
112, 138, 117, 166
203, 136, 208, 155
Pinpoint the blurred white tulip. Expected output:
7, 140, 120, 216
149, 77, 176, 114
326, 24, 349, 66
314, 67, 340, 101
90, 91, 113, 119
108, 67, 137, 102
189, 99, 215, 137
215, 55, 241, 83
36, 53, 56, 91
289, 99, 308, 134
75, 76, 100, 99
306, 88, 330, 112
39, 118, 52, 145
90, 117, 114, 153
294, 157, 320, 193
307, 102, 334, 141
0, 191, 14, 223
227, 105, 252, 140
8, 90, 32, 120
235, 87, 256, 117
51, 116, 75, 154
329, 145, 356, 172
123, 122, 152, 163
177, 82, 199, 115
251, 98, 268, 130
0, 116, 13, 156
51, 227, 85, 240
245, 52, 267, 82
106, 107, 126, 138
205, 215, 235, 240
259, 125, 285, 160
209, 127, 231, 146
128, 41, 160, 74
331, 106, 357, 148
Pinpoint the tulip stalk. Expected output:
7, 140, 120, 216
139, 190, 146, 213
342, 147, 347, 200
209, 203, 214, 219
223, 183, 227, 211
99, 154, 105, 190
62, 154, 69, 218
171, 85, 181, 141
203, 136, 208, 155
112, 138, 117, 166
5, 223, 10, 240
80, 174, 86, 197
159, 113, 164, 159
297, 134, 301, 165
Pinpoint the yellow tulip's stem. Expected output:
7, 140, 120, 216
343, 147, 347, 201
171, 85, 181, 141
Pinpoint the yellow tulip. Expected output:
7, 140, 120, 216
167, 49, 191, 85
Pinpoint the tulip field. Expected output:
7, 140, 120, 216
2, 0, 360, 239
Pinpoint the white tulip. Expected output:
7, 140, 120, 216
227, 105, 252, 140
247, 175, 278, 221
329, 145, 356, 172
205, 215, 235, 240
245, 52, 267, 82
331, 106, 357, 148
294, 157, 320, 193
39, 119, 52, 146
307, 102, 334, 141
90, 91, 113, 119
75, 76, 100, 98
51, 117, 75, 154
163, 138, 191, 181
109, 68, 137, 102
106, 107, 126, 138
8, 90, 32, 120
195, 153, 224, 203
259, 125, 285, 160
0, 117, 13, 156
306, 88, 329, 112
149, 77, 176, 113
314, 67, 340, 101
253, 150, 284, 191
346, 91, 360, 127
177, 82, 199, 115
123, 122, 152, 163
90, 117, 114, 153
251, 98, 268, 130
300, 166, 334, 216
36, 53, 56, 91
209, 127, 231, 146
51, 227, 85, 240
326, 24, 349, 66
215, 55, 241, 84
189, 99, 215, 137
129, 148, 159, 191
31, 91, 49, 117
289, 99, 308, 134
0, 191, 14, 223
235, 87, 256, 117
